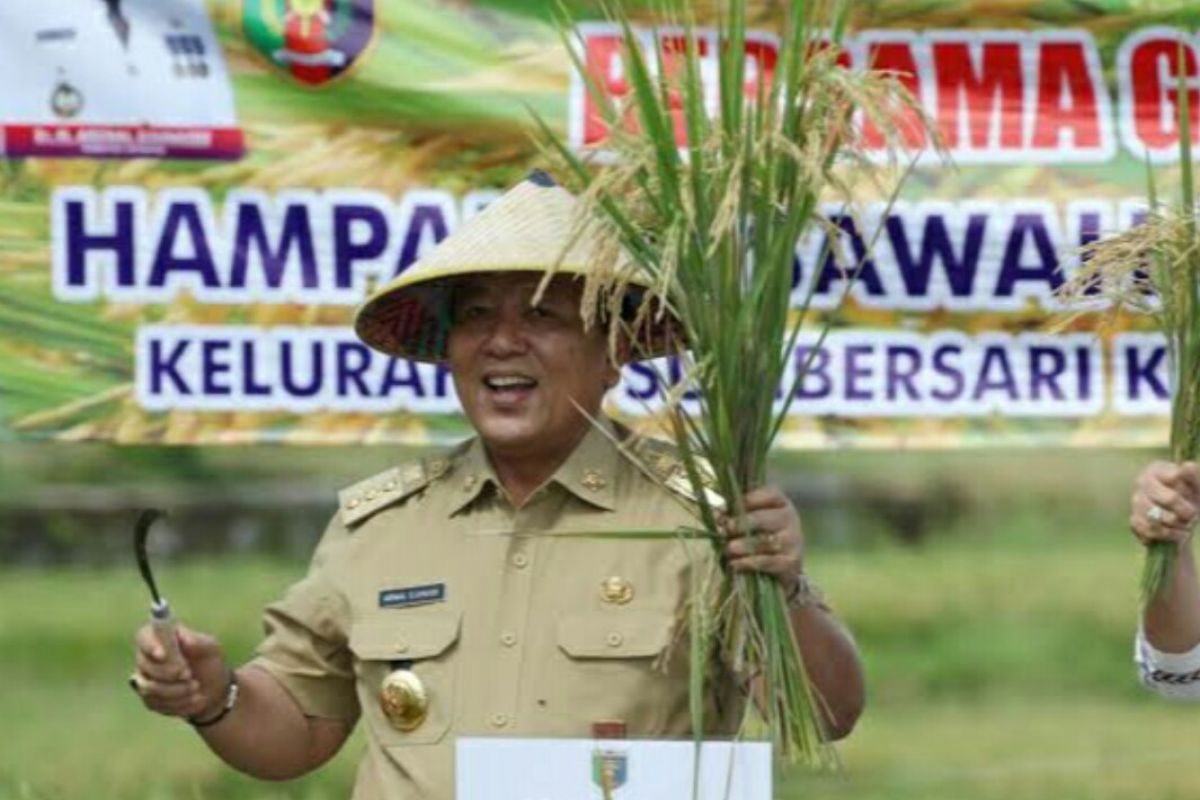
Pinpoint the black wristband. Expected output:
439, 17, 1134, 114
188, 668, 239, 729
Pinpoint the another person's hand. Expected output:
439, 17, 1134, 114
1131, 461, 1200, 546
132, 623, 230, 721
721, 486, 805, 588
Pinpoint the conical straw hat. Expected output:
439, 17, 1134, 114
355, 171, 674, 363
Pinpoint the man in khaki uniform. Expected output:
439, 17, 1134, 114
131, 173, 865, 798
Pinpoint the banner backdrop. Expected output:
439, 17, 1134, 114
0, 0, 1194, 447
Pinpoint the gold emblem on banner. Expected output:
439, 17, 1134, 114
379, 669, 428, 732
50, 81, 83, 119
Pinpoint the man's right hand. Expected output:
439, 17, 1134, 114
1131, 460, 1200, 546
132, 625, 351, 780
133, 623, 230, 721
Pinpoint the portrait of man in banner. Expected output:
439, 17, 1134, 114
0, 0, 242, 159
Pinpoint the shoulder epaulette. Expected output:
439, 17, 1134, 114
626, 435, 726, 509
338, 456, 452, 527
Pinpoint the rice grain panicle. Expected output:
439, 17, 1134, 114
533, 0, 936, 767
1058, 40, 1200, 605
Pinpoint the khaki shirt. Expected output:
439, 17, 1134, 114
250, 421, 740, 800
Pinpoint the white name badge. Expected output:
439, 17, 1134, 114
456, 738, 772, 800
0, 0, 243, 159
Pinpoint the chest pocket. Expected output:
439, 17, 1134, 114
349, 609, 462, 746
555, 610, 683, 731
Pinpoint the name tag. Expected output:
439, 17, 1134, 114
379, 583, 446, 609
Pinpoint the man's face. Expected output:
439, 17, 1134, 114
446, 273, 619, 460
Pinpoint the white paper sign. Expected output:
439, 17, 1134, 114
456, 738, 772, 800
0, 0, 242, 159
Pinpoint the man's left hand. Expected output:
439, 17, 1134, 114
720, 486, 804, 589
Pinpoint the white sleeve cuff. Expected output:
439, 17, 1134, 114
1134, 626, 1200, 700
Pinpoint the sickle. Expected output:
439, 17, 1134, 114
133, 508, 167, 606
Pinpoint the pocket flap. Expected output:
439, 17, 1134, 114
557, 611, 675, 658
350, 609, 462, 661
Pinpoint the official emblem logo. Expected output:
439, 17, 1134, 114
591, 748, 628, 796
242, 0, 375, 86
50, 80, 83, 119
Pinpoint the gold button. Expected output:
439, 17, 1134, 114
462, 474, 477, 492
581, 469, 607, 491
490, 712, 509, 728
600, 576, 634, 605
428, 459, 448, 479
605, 632, 623, 648
501, 632, 517, 647
395, 640, 409, 654
365, 489, 378, 501
382, 480, 397, 492
511, 553, 529, 569
380, 669, 428, 732
347, 497, 361, 509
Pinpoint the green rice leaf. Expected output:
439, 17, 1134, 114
536, 0, 933, 766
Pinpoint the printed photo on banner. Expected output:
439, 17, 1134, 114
0, 0, 242, 160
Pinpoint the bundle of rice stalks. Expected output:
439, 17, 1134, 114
535, 0, 932, 766
1059, 43, 1200, 604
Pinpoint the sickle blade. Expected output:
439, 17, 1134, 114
133, 509, 167, 605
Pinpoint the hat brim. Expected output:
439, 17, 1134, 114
354, 266, 682, 364
352, 173, 682, 363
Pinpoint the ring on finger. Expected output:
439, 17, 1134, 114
1148, 505, 1168, 524
129, 672, 148, 696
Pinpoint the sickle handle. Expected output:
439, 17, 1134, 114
150, 600, 183, 667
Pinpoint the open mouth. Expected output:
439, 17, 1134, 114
482, 373, 539, 399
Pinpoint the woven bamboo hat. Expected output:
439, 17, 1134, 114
355, 171, 675, 363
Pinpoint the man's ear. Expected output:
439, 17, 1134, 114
602, 359, 621, 390
604, 333, 633, 388
615, 334, 633, 365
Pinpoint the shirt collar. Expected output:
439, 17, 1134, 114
447, 419, 621, 516
551, 419, 620, 511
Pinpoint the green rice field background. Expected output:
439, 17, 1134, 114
2, 444, 1196, 799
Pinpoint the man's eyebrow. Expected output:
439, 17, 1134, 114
451, 279, 576, 305
529, 282, 578, 300
532, 293, 574, 307
452, 282, 492, 301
